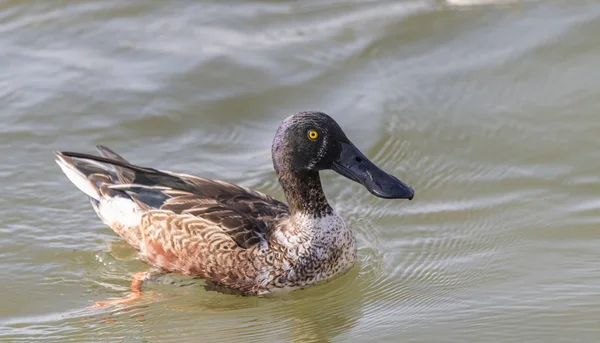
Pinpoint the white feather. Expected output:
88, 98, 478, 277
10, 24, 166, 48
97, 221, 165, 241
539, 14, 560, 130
56, 154, 142, 228
97, 197, 142, 228
55, 157, 100, 200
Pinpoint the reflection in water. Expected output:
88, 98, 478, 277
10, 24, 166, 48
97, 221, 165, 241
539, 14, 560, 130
1, 269, 363, 343
278, 268, 363, 343
89, 267, 364, 343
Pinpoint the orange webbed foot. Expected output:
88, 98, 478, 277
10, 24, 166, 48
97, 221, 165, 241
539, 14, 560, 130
86, 272, 151, 310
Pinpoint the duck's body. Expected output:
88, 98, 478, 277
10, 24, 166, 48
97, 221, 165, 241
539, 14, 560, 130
57, 148, 356, 294
56, 111, 413, 304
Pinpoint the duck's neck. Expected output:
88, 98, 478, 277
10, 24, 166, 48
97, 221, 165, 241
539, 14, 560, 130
278, 170, 333, 217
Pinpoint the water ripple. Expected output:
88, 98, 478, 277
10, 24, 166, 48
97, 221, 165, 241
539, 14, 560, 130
4, 0, 600, 342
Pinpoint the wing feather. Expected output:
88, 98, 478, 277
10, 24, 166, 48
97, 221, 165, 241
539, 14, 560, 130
59, 150, 289, 249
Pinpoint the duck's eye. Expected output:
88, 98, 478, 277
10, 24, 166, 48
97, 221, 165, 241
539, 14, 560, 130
308, 129, 319, 141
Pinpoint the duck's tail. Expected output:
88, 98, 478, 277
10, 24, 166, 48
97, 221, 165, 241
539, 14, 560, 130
54, 146, 145, 230
55, 146, 129, 200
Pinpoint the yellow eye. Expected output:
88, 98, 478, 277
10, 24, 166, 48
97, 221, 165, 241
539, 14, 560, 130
308, 130, 319, 140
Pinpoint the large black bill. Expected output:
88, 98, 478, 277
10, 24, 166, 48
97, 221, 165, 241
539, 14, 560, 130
331, 142, 414, 200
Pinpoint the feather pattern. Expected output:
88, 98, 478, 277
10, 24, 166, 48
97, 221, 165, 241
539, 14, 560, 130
55, 146, 355, 295
58, 148, 289, 248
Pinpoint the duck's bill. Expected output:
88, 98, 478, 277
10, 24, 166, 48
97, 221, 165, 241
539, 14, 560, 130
331, 141, 414, 200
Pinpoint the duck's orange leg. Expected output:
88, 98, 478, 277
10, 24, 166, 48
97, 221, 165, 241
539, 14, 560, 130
87, 272, 150, 309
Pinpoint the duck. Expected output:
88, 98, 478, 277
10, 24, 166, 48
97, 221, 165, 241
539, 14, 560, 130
55, 111, 414, 307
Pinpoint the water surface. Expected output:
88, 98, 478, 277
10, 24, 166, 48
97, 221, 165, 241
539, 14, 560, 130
2, 0, 600, 342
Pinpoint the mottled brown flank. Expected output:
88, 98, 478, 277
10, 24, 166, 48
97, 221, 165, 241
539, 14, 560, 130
106, 207, 356, 295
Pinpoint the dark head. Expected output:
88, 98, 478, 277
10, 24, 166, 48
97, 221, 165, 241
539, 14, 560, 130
271, 111, 414, 201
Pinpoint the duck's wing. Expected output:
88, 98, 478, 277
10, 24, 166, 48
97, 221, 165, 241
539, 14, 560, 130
142, 175, 289, 249
59, 147, 289, 249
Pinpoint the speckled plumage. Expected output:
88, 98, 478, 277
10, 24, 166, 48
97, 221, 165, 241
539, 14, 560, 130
55, 111, 412, 299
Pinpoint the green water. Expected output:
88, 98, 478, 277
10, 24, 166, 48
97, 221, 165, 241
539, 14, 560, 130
2, 0, 600, 342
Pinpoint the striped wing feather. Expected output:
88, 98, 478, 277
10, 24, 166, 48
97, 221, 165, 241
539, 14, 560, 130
66, 147, 290, 249
138, 176, 290, 249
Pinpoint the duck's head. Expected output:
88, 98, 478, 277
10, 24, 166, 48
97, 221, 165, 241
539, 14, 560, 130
272, 111, 414, 200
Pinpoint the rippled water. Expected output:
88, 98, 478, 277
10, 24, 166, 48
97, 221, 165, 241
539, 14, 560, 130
2, 0, 600, 342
